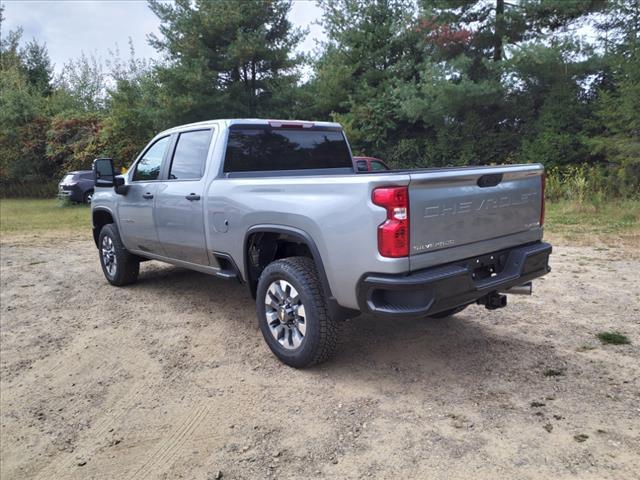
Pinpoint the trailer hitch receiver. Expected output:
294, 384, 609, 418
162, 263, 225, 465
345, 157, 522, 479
478, 292, 507, 310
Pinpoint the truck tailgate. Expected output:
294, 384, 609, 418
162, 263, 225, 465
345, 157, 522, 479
408, 164, 544, 270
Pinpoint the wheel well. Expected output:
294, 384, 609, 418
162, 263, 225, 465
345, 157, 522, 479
92, 210, 113, 247
245, 231, 314, 298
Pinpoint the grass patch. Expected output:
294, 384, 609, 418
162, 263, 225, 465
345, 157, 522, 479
596, 331, 631, 345
1, 198, 638, 243
0, 199, 91, 235
545, 199, 640, 243
543, 368, 565, 377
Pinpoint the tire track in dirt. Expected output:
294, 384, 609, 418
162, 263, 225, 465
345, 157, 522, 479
126, 405, 209, 480
4, 240, 639, 480
32, 382, 149, 480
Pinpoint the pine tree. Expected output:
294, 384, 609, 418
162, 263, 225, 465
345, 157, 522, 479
148, 0, 304, 122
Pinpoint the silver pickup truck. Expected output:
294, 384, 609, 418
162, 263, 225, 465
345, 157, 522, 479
92, 119, 551, 367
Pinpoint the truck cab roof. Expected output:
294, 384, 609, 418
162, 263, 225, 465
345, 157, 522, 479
158, 119, 343, 136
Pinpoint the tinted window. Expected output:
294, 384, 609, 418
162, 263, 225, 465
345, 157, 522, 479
356, 160, 368, 172
133, 136, 170, 181
169, 130, 211, 180
371, 160, 387, 171
224, 128, 352, 172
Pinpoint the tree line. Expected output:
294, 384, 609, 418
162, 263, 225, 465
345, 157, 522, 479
1, 0, 638, 198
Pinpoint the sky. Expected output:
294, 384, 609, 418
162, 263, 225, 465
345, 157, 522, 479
1, 0, 326, 74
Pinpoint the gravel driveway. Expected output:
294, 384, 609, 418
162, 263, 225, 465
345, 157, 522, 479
1, 234, 639, 479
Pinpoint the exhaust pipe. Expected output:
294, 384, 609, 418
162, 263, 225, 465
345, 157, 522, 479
504, 282, 533, 296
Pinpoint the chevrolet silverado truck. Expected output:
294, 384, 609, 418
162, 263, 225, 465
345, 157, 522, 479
91, 119, 551, 368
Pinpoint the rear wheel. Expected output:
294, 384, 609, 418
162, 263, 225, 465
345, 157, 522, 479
428, 304, 469, 319
83, 189, 94, 204
98, 223, 139, 286
256, 257, 338, 368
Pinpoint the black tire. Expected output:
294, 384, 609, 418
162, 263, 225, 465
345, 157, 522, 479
98, 223, 139, 286
83, 189, 94, 204
256, 257, 338, 368
428, 304, 469, 319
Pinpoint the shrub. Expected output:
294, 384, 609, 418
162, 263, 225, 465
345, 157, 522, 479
596, 331, 631, 345
545, 164, 639, 206
0, 179, 58, 198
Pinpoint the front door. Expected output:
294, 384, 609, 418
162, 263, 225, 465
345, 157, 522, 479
117, 135, 171, 255
155, 129, 213, 265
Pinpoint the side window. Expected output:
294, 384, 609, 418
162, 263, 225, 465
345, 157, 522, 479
356, 160, 368, 172
133, 136, 170, 181
371, 161, 387, 171
168, 130, 212, 180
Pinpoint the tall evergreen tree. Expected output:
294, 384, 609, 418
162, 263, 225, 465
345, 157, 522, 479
21, 39, 53, 96
148, 0, 304, 122
307, 0, 421, 162
587, 0, 640, 195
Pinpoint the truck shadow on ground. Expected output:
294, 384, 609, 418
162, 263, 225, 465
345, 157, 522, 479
131, 263, 564, 389
329, 312, 560, 387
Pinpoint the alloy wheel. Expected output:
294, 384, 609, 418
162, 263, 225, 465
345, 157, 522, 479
264, 279, 306, 350
101, 235, 117, 277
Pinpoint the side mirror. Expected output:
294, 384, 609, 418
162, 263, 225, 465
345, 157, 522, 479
114, 175, 128, 195
93, 158, 115, 188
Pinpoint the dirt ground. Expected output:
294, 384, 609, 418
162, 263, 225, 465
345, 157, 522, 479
1, 232, 639, 480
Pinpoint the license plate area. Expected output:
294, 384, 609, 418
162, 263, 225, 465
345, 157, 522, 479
464, 251, 509, 282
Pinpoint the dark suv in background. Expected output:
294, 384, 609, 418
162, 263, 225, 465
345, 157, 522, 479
58, 170, 95, 203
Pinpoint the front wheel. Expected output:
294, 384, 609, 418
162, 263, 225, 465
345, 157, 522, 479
83, 189, 94, 204
98, 223, 139, 286
256, 257, 338, 368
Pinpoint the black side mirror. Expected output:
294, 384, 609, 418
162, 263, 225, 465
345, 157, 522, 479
114, 175, 128, 195
93, 158, 115, 187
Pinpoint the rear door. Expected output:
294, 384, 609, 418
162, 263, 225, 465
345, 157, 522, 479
118, 135, 171, 254
408, 165, 544, 269
155, 128, 214, 265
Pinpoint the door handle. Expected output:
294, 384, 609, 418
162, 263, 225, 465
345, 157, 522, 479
185, 193, 201, 201
142, 192, 154, 199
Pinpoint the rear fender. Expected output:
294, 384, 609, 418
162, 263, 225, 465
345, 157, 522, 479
243, 225, 359, 321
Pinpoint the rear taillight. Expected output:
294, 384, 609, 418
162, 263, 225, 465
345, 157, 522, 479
372, 186, 409, 257
540, 172, 545, 227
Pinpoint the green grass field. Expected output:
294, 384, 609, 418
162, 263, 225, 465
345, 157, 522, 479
544, 199, 639, 243
0, 199, 92, 235
1, 198, 638, 241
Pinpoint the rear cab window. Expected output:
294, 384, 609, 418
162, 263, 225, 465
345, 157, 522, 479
223, 125, 353, 174
168, 129, 212, 180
